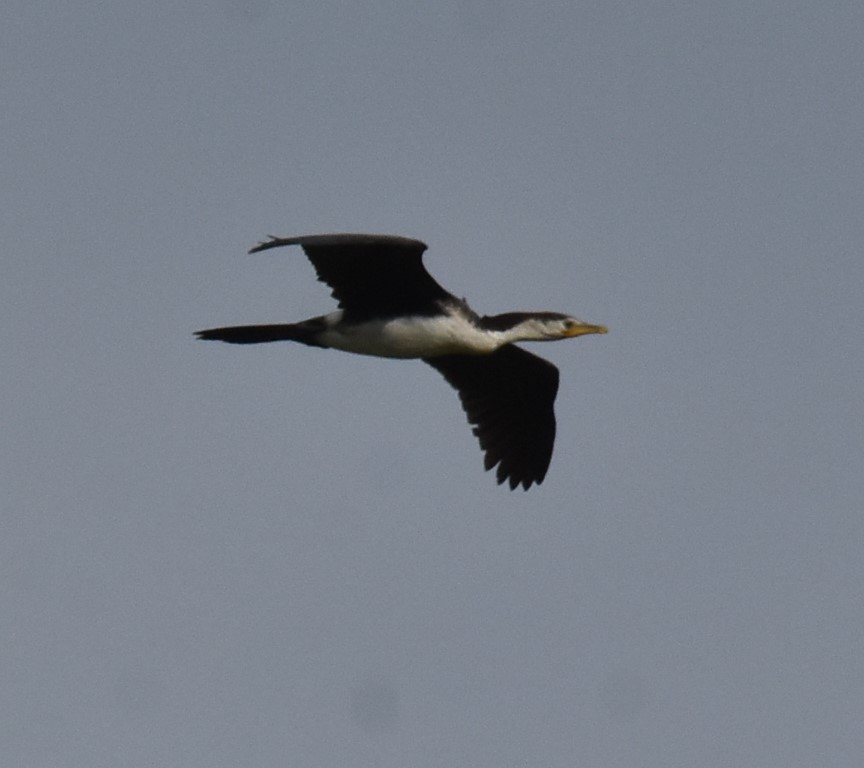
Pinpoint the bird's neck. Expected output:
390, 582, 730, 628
477, 314, 549, 345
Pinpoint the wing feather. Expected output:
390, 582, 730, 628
424, 346, 559, 490
249, 234, 453, 321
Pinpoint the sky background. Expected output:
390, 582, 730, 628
3, 1, 863, 765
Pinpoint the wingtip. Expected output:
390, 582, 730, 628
248, 235, 284, 254
494, 464, 543, 491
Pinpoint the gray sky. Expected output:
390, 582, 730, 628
3, 1, 862, 765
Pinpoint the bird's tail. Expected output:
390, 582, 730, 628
194, 322, 326, 347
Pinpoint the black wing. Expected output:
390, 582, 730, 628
249, 234, 454, 322
424, 346, 560, 490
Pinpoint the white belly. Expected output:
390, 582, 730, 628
317, 313, 501, 358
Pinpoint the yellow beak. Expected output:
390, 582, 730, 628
564, 322, 608, 338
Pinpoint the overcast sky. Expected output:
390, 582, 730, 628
3, 1, 863, 766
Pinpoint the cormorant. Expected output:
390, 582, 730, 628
196, 234, 606, 489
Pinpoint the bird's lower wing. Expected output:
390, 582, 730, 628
424, 346, 560, 490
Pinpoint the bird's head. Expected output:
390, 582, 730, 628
543, 313, 608, 340
485, 312, 607, 343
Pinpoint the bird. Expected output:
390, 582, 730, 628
196, 234, 607, 490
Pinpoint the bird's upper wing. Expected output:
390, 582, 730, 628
249, 234, 454, 322
424, 346, 560, 490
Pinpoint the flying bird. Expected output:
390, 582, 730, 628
196, 234, 606, 489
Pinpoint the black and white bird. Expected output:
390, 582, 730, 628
196, 234, 606, 489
